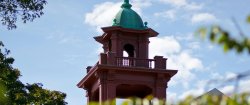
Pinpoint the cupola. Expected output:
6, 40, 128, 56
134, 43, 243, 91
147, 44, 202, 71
112, 0, 147, 30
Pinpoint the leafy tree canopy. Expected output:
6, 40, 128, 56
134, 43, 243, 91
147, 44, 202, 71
88, 93, 250, 105
197, 15, 250, 54
0, 0, 47, 29
1, 0, 67, 104
0, 42, 67, 104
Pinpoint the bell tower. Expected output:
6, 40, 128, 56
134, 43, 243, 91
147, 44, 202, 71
78, 0, 178, 104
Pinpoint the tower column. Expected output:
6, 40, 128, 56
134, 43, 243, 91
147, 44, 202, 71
99, 83, 116, 105
155, 86, 166, 99
107, 83, 116, 103
86, 91, 91, 105
99, 83, 107, 105
98, 71, 117, 105
154, 74, 168, 104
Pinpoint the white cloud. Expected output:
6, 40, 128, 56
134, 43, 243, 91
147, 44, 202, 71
184, 2, 203, 11
237, 58, 249, 64
46, 31, 82, 45
176, 33, 194, 41
208, 45, 214, 50
191, 13, 217, 23
154, 9, 176, 20
225, 72, 237, 79
221, 79, 250, 94
155, 0, 204, 23
188, 41, 201, 49
180, 78, 250, 99
167, 92, 177, 103
179, 88, 204, 99
239, 79, 250, 92
220, 85, 234, 95
167, 52, 203, 89
133, 0, 152, 8
85, 2, 121, 33
159, 0, 203, 10
211, 72, 222, 79
149, 36, 181, 56
177, 52, 203, 70
85, 1, 152, 33
159, 0, 187, 7
210, 72, 236, 82
203, 62, 217, 71
204, 71, 250, 96
149, 36, 204, 88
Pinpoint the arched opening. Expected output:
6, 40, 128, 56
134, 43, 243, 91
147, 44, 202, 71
123, 44, 135, 57
121, 44, 136, 66
116, 84, 152, 98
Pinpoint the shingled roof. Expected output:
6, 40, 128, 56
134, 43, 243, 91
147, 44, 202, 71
195, 88, 229, 100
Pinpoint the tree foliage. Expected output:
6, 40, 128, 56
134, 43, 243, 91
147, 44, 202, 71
177, 93, 250, 105
247, 16, 250, 23
0, 0, 67, 104
196, 15, 250, 54
88, 93, 250, 105
0, 42, 67, 104
0, 80, 8, 104
0, 0, 47, 29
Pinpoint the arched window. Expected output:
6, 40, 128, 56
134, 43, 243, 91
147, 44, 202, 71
123, 44, 135, 57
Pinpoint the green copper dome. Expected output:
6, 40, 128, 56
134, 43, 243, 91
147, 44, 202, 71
112, 0, 147, 30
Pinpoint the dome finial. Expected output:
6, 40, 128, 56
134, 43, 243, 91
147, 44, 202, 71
122, 0, 132, 8
124, 0, 129, 3
144, 22, 148, 28
113, 19, 117, 25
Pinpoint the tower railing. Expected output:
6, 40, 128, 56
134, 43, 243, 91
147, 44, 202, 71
98, 52, 167, 69
116, 57, 155, 68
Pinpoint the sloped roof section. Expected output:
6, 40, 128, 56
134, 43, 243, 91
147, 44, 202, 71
195, 88, 228, 100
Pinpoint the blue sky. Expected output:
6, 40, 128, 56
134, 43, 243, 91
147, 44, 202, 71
1, 0, 250, 104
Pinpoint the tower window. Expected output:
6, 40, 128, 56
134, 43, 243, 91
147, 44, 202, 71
123, 44, 135, 57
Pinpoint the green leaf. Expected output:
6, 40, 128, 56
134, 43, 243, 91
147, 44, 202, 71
1, 0, 47, 29
212, 26, 221, 34
223, 44, 229, 52
218, 34, 226, 44
228, 40, 236, 49
121, 101, 130, 105
209, 32, 216, 42
196, 27, 207, 39
89, 102, 99, 105
248, 46, 250, 54
247, 16, 250, 23
236, 44, 244, 53
0, 80, 9, 104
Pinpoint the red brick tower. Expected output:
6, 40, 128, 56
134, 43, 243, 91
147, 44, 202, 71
77, 0, 178, 104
